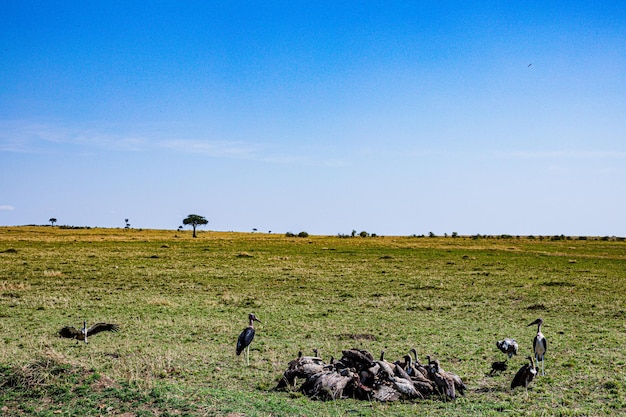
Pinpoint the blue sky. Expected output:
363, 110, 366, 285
1, 1, 625, 236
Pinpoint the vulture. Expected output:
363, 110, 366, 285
408, 348, 430, 379
428, 360, 456, 401
426, 356, 467, 397
511, 356, 537, 392
275, 350, 325, 390
496, 338, 519, 358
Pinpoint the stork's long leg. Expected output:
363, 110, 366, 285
535, 355, 544, 376
535, 355, 539, 374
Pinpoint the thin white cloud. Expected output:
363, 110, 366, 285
159, 138, 350, 167
491, 150, 626, 159
0, 205, 15, 211
0, 119, 348, 167
158, 139, 259, 159
0, 121, 150, 153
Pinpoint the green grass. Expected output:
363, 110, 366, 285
1, 226, 625, 416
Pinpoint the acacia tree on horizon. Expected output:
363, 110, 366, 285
49, 218, 57, 226
182, 214, 208, 238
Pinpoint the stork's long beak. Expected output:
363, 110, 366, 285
527, 318, 540, 326
254, 317, 262, 323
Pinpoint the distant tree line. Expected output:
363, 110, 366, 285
337, 230, 378, 238
41, 214, 624, 242
409, 233, 625, 242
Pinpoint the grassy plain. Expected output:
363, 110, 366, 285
0, 226, 625, 416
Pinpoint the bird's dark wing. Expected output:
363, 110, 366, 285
511, 364, 528, 390
236, 327, 255, 355
59, 326, 81, 339
86, 323, 120, 337
541, 337, 547, 355
440, 374, 456, 400
341, 349, 374, 368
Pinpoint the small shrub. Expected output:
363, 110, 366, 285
286, 231, 309, 238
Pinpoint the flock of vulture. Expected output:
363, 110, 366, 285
275, 348, 466, 402
58, 314, 547, 403
269, 316, 548, 402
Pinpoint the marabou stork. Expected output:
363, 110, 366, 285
528, 318, 547, 375
496, 338, 519, 358
511, 356, 537, 392
58, 320, 120, 343
236, 313, 261, 366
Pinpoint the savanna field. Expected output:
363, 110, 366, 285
0, 226, 624, 416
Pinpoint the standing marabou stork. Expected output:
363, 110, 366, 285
528, 317, 547, 375
236, 313, 261, 366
